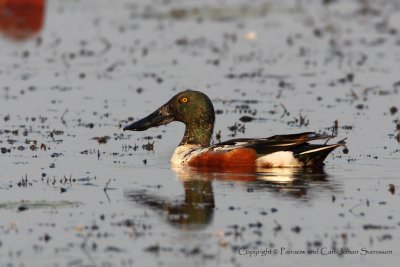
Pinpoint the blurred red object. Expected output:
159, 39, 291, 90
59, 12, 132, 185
0, 0, 45, 41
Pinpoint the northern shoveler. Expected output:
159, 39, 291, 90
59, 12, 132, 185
123, 90, 343, 171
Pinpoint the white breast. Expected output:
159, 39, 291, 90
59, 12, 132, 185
170, 145, 204, 167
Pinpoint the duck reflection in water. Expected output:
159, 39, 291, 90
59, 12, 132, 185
124, 167, 339, 230
125, 178, 215, 231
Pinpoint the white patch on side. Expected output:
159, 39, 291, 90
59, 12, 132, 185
256, 151, 302, 167
170, 145, 204, 166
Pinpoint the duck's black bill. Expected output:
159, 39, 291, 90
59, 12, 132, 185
123, 106, 174, 131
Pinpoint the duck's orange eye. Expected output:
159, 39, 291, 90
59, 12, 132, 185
180, 97, 188, 104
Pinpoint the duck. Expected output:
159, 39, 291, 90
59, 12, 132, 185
123, 90, 343, 171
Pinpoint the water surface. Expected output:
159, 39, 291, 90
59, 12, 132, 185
0, 0, 399, 266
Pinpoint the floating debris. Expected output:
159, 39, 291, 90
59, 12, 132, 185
93, 136, 111, 144
388, 184, 395, 195
142, 141, 154, 151
1, 147, 10, 154
390, 106, 398, 115
0, 200, 83, 210
291, 226, 301, 233
227, 122, 245, 137
239, 115, 254, 123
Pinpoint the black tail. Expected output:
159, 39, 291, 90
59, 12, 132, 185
294, 144, 342, 167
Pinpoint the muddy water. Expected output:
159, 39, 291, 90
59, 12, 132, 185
0, 0, 399, 266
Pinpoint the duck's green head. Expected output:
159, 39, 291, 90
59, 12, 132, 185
123, 90, 215, 146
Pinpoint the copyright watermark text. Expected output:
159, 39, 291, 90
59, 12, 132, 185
237, 247, 393, 257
